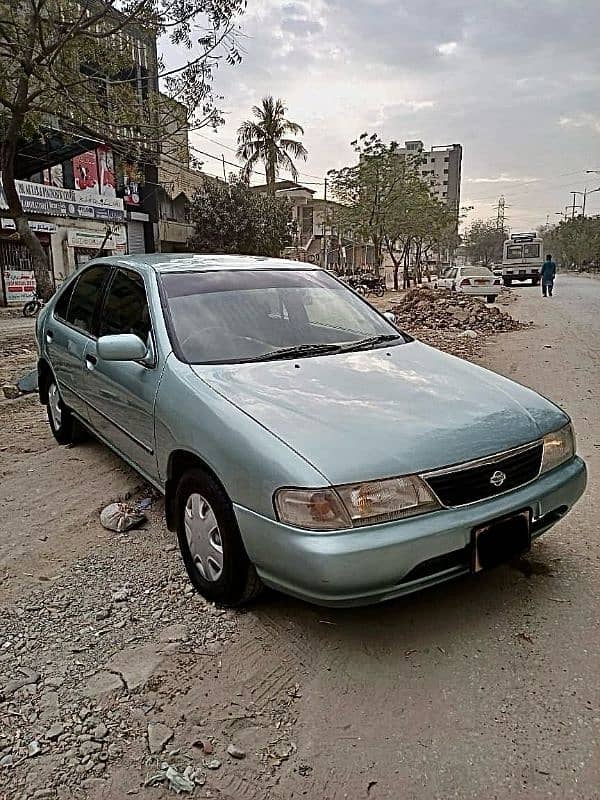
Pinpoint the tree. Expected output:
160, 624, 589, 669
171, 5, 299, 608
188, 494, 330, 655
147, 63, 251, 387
463, 219, 507, 266
188, 177, 291, 257
236, 97, 307, 194
544, 216, 600, 270
327, 133, 457, 287
0, 0, 246, 298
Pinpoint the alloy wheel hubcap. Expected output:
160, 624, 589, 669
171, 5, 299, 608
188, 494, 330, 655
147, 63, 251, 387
184, 493, 223, 582
48, 382, 62, 429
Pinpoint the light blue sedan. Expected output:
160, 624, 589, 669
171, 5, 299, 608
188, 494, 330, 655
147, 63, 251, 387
35, 255, 587, 607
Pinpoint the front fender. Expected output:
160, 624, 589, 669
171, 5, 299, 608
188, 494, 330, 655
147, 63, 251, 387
155, 355, 328, 519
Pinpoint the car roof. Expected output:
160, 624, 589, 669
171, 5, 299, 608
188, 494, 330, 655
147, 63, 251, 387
97, 254, 317, 273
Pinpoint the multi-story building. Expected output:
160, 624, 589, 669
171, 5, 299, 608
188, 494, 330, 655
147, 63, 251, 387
251, 180, 374, 270
400, 139, 462, 211
0, 17, 161, 301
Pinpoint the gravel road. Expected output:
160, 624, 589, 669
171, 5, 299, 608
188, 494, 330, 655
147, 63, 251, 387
0, 275, 598, 800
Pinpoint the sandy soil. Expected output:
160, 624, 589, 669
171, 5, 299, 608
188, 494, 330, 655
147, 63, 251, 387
0, 275, 598, 800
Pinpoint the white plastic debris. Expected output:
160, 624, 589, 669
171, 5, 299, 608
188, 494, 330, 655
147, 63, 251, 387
100, 502, 146, 532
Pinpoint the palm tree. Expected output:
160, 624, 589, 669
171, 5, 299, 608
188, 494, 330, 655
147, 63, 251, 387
237, 97, 308, 194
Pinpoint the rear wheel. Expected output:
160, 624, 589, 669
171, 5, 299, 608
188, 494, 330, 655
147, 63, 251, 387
47, 379, 74, 444
175, 468, 262, 606
486, 295, 496, 303
503, 277, 512, 286
23, 301, 39, 317
532, 277, 540, 286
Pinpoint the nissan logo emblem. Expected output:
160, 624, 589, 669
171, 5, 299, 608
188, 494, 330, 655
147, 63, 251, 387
490, 470, 506, 488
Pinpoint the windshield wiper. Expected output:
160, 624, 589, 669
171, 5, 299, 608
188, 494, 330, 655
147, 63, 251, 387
337, 333, 403, 353
246, 343, 343, 362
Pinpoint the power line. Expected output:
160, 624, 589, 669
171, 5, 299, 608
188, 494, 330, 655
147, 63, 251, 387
193, 131, 325, 185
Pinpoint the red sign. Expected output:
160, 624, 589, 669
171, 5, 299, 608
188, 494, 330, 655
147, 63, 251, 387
72, 151, 99, 192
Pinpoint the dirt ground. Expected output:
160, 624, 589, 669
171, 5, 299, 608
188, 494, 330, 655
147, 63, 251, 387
0, 275, 598, 800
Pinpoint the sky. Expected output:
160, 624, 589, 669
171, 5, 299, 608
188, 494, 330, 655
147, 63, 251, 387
183, 0, 600, 230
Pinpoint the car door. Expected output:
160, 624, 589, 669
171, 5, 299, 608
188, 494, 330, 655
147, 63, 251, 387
82, 267, 160, 481
45, 264, 109, 420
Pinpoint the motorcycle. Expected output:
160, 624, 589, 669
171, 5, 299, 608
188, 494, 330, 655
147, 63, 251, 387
22, 291, 45, 317
346, 273, 386, 298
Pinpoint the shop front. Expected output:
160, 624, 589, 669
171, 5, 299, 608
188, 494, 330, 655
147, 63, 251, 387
66, 227, 127, 268
0, 176, 126, 298
0, 219, 57, 304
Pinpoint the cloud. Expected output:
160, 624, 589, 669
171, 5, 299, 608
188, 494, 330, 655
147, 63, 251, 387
170, 0, 600, 228
467, 175, 540, 184
558, 113, 600, 133
437, 41, 457, 55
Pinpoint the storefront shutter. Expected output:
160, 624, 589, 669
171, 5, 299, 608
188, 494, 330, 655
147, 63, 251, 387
127, 221, 146, 254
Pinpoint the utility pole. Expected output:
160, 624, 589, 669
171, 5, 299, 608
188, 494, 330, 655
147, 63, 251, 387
322, 176, 328, 270
569, 192, 580, 219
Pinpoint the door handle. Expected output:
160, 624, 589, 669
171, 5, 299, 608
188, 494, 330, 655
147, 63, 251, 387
85, 354, 97, 370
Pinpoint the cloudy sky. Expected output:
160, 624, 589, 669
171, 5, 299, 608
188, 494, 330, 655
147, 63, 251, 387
186, 0, 600, 230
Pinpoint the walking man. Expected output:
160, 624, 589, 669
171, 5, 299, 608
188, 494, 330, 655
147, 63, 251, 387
540, 254, 557, 297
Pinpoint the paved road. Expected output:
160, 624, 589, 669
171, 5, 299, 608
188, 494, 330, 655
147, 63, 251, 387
257, 275, 600, 799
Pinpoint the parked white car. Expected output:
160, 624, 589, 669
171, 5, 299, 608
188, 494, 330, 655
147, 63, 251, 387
436, 266, 502, 303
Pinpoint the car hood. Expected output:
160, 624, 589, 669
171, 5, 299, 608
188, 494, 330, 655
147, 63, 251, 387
192, 342, 568, 485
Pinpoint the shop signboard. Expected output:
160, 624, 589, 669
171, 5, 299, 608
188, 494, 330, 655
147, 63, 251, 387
5, 269, 36, 302
73, 150, 99, 191
1, 218, 57, 233
66, 226, 127, 253
97, 146, 116, 198
0, 176, 125, 221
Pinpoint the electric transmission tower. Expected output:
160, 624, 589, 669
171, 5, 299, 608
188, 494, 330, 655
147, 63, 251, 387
496, 195, 506, 230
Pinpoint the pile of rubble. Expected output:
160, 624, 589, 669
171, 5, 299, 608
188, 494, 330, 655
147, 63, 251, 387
389, 286, 527, 336
383, 286, 530, 361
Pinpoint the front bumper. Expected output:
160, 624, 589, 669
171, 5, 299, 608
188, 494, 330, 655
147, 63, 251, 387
234, 456, 587, 607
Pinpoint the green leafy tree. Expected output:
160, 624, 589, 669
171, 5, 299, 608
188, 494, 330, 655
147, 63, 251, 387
544, 217, 600, 270
328, 133, 458, 287
188, 177, 291, 257
236, 97, 307, 194
463, 219, 507, 266
0, 0, 246, 298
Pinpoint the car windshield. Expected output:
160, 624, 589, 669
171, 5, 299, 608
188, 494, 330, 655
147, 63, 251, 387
161, 269, 407, 364
461, 267, 493, 277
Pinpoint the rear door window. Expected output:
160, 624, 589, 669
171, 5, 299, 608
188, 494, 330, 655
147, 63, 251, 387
523, 243, 540, 259
99, 268, 151, 343
54, 280, 76, 320
65, 266, 108, 334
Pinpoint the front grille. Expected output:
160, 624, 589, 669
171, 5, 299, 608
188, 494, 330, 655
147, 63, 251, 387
425, 443, 543, 507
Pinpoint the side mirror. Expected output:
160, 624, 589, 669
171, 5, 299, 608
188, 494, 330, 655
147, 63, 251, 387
97, 334, 148, 362
383, 311, 397, 324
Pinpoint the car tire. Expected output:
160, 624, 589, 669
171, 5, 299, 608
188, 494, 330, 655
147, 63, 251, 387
47, 379, 75, 444
503, 278, 512, 286
532, 277, 540, 286
175, 468, 263, 607
486, 295, 496, 303
22, 301, 39, 317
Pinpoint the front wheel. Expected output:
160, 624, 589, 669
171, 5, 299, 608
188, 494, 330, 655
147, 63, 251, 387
23, 301, 40, 317
47, 379, 74, 444
175, 469, 262, 606
532, 277, 540, 286
374, 286, 385, 297
486, 295, 496, 303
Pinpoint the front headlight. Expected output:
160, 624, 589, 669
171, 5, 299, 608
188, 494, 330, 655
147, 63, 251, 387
540, 423, 576, 474
274, 476, 440, 531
